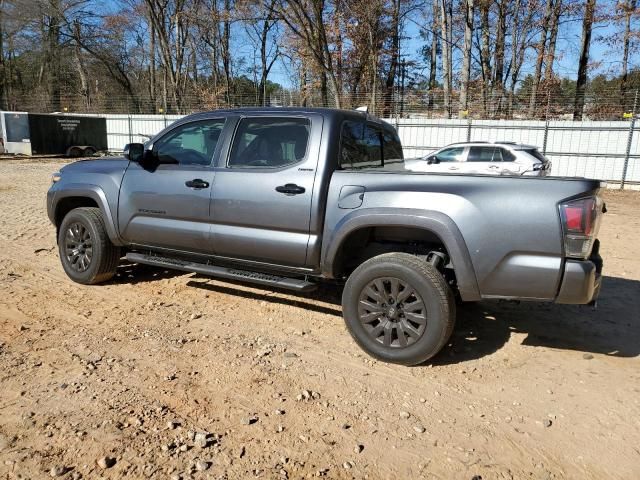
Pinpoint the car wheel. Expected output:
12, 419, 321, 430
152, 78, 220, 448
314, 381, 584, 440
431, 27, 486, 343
342, 252, 456, 366
58, 207, 121, 285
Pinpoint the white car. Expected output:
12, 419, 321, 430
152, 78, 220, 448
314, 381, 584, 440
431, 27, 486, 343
404, 142, 551, 176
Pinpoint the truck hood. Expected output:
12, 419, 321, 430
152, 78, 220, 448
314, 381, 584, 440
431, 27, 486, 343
60, 157, 130, 176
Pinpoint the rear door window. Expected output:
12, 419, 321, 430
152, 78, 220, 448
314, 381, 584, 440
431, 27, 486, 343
468, 146, 500, 162
228, 117, 310, 168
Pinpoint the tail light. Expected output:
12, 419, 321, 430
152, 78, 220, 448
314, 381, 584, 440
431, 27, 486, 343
559, 196, 604, 259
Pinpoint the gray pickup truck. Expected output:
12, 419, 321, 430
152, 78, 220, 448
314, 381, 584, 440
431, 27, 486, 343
47, 108, 605, 365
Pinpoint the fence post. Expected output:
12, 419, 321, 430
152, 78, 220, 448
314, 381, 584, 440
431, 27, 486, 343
621, 115, 636, 190
466, 117, 472, 142
542, 120, 549, 155
621, 90, 638, 189
128, 114, 133, 145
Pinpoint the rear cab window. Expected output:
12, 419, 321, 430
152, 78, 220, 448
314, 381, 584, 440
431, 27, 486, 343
340, 120, 403, 170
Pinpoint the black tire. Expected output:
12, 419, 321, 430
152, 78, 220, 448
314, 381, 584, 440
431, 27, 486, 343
58, 207, 121, 285
83, 147, 97, 156
67, 146, 83, 158
342, 252, 456, 366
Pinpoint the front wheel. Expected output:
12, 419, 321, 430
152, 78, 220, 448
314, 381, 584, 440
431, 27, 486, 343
58, 207, 121, 285
342, 253, 456, 365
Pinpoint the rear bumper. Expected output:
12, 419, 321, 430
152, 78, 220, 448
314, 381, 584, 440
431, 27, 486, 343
555, 240, 603, 305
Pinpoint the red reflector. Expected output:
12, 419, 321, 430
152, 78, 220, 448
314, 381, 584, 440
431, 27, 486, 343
564, 206, 583, 232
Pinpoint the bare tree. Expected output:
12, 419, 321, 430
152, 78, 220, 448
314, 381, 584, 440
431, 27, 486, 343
619, 0, 638, 105
573, 0, 597, 120
427, 0, 438, 112
72, 19, 90, 110
459, 0, 474, 115
274, 0, 341, 107
439, 0, 452, 117
529, 0, 554, 117
479, 0, 491, 116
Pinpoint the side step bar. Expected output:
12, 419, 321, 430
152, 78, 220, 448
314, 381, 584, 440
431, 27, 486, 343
125, 252, 317, 292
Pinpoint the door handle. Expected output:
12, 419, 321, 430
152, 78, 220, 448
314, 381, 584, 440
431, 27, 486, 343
489, 165, 500, 169
448, 166, 459, 170
275, 183, 305, 195
185, 178, 209, 189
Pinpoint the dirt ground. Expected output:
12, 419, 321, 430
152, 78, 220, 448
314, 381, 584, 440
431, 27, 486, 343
0, 159, 639, 480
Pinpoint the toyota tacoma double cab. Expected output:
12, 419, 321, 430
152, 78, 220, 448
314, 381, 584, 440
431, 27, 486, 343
47, 108, 605, 365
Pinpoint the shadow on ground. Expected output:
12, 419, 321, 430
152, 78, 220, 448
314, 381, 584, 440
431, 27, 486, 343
436, 276, 640, 365
112, 264, 640, 364
111, 262, 185, 284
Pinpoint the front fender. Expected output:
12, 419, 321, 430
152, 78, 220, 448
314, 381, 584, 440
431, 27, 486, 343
321, 208, 481, 301
48, 183, 123, 246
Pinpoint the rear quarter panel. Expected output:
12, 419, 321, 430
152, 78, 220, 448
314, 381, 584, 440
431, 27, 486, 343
323, 171, 602, 301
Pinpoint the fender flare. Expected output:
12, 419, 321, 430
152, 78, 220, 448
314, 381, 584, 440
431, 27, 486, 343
321, 208, 481, 301
51, 184, 124, 246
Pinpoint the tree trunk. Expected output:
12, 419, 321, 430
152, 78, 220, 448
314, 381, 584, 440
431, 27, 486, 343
47, 0, 62, 112
73, 20, 90, 111
620, 0, 637, 107
507, 0, 521, 117
493, 0, 506, 116
149, 20, 156, 110
383, 0, 400, 116
439, 0, 452, 118
222, 0, 231, 102
428, 0, 438, 112
544, 0, 562, 82
0, 0, 7, 110
528, 0, 553, 117
573, 0, 596, 120
479, 0, 491, 116
459, 0, 474, 116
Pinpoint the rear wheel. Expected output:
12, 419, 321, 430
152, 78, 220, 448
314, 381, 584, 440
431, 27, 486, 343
342, 253, 456, 365
58, 207, 120, 284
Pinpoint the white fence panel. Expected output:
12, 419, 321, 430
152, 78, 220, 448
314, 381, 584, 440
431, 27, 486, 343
385, 117, 639, 183
102, 114, 184, 151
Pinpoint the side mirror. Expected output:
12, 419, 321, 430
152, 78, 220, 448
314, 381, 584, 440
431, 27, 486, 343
427, 155, 440, 165
124, 143, 145, 163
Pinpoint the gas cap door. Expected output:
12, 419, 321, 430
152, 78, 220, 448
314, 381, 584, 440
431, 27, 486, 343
338, 185, 366, 209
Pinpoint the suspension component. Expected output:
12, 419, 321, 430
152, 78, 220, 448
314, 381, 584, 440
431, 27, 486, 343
426, 251, 448, 271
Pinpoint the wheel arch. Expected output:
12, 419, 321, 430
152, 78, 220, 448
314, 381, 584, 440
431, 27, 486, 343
321, 208, 481, 301
53, 185, 123, 246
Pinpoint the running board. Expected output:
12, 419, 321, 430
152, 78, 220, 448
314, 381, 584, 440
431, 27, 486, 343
125, 252, 317, 292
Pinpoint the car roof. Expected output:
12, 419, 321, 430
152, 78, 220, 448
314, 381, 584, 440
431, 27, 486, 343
177, 107, 394, 130
442, 141, 538, 150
